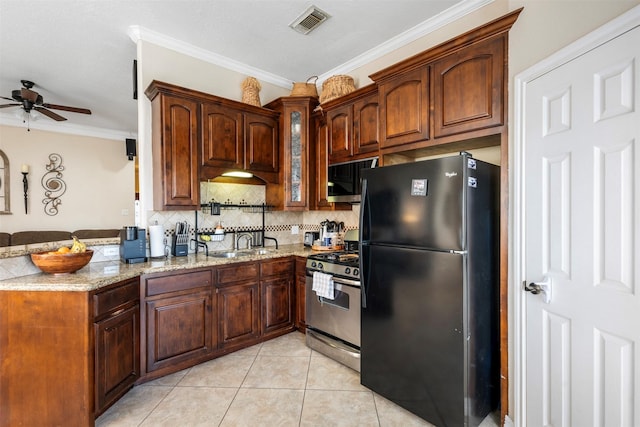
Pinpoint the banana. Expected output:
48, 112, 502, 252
70, 236, 87, 253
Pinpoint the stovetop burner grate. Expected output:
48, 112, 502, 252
308, 251, 359, 266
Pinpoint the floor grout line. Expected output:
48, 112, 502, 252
97, 332, 447, 427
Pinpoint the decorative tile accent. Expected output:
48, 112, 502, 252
146, 183, 361, 254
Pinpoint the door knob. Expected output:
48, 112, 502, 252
523, 276, 552, 304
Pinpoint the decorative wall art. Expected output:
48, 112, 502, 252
0, 150, 9, 214
41, 153, 66, 216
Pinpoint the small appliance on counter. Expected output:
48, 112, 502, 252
304, 231, 319, 247
120, 226, 147, 264
343, 229, 359, 251
171, 221, 189, 257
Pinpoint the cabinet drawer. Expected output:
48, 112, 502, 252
145, 270, 212, 297
216, 262, 259, 285
94, 279, 139, 318
260, 258, 294, 278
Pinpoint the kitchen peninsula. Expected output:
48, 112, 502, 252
0, 245, 311, 427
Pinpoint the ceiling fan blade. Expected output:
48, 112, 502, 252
1, 96, 17, 102
34, 107, 67, 121
42, 103, 91, 115
21, 88, 39, 103
0, 103, 20, 109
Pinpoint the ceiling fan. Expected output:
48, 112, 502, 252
0, 80, 92, 122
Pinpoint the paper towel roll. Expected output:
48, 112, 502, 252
149, 224, 165, 258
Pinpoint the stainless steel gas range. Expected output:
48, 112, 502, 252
305, 251, 361, 372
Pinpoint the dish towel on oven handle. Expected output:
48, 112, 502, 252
312, 271, 335, 300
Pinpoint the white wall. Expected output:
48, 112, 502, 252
0, 125, 135, 233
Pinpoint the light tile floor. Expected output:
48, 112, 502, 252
96, 331, 500, 427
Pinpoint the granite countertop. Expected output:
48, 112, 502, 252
0, 244, 316, 292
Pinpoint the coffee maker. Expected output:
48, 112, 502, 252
120, 226, 147, 264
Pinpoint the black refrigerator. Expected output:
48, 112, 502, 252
359, 153, 500, 427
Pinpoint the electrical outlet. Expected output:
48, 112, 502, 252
291, 225, 299, 235
103, 246, 119, 257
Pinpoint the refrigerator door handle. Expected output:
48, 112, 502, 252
359, 178, 369, 242
359, 178, 370, 309
360, 245, 369, 309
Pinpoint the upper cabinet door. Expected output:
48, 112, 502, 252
201, 102, 244, 170
378, 66, 429, 148
245, 113, 279, 174
432, 35, 505, 138
151, 93, 200, 210
327, 105, 352, 163
352, 92, 379, 156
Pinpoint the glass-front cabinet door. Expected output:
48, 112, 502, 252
289, 110, 303, 204
281, 97, 317, 209
264, 96, 318, 210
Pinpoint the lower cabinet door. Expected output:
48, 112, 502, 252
261, 277, 293, 336
295, 274, 306, 330
95, 304, 140, 415
217, 282, 260, 349
145, 289, 213, 372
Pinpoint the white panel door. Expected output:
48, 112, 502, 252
523, 25, 640, 426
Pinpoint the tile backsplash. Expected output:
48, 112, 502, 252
0, 183, 360, 280
148, 182, 360, 253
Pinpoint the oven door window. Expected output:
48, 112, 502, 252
318, 287, 350, 310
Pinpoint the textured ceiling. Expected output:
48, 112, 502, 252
0, 0, 476, 135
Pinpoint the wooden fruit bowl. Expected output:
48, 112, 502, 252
30, 250, 94, 274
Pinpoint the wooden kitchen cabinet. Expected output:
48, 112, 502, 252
294, 256, 307, 330
264, 96, 317, 210
260, 257, 295, 338
201, 104, 278, 178
142, 268, 214, 376
322, 84, 379, 164
376, 66, 430, 149
327, 104, 352, 163
201, 101, 243, 170
245, 112, 279, 175
216, 261, 261, 349
0, 291, 95, 427
146, 82, 200, 210
146, 80, 280, 198
352, 90, 380, 157
432, 35, 505, 138
309, 110, 352, 211
200, 98, 279, 183
93, 278, 140, 417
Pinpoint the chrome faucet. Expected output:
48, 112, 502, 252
235, 232, 253, 250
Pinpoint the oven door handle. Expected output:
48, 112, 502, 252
331, 276, 360, 288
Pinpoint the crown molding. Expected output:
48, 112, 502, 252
0, 113, 136, 141
127, 25, 293, 89
317, 0, 494, 81
128, 0, 491, 89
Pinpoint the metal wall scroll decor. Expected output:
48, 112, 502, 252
41, 153, 66, 216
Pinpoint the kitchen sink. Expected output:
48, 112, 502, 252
248, 248, 276, 255
208, 248, 276, 258
208, 251, 250, 258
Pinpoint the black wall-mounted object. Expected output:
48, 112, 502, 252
132, 59, 138, 100
126, 138, 137, 160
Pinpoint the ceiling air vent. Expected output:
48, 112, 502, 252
289, 5, 330, 35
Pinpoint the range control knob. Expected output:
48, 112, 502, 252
311, 261, 317, 268
345, 267, 351, 275
318, 262, 323, 270
353, 269, 359, 277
